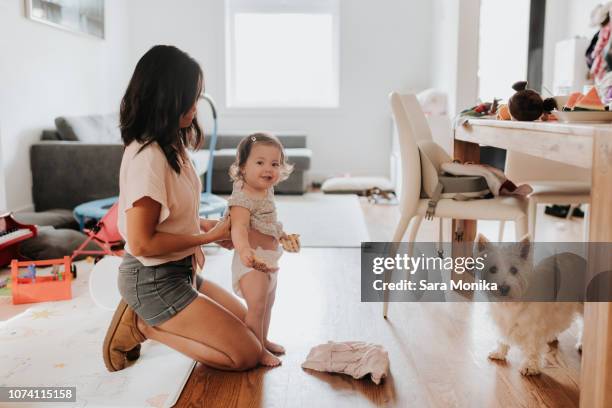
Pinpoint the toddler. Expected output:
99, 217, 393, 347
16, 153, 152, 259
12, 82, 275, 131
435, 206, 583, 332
224, 132, 294, 366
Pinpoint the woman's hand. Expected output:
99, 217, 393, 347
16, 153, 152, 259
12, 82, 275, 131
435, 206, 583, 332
200, 218, 218, 232
201, 219, 234, 249
200, 217, 231, 244
216, 240, 234, 250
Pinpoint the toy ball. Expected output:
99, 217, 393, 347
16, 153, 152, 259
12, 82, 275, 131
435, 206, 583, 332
508, 81, 557, 121
89, 256, 123, 311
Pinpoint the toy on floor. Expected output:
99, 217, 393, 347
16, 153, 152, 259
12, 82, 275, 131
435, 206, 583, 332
27, 264, 36, 282
0, 212, 38, 267
89, 256, 123, 311
71, 202, 124, 267
508, 81, 557, 121
365, 187, 398, 205
11, 257, 73, 304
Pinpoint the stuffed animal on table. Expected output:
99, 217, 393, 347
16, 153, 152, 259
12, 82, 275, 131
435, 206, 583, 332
508, 81, 557, 121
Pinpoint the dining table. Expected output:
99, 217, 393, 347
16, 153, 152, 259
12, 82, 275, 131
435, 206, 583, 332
453, 118, 612, 408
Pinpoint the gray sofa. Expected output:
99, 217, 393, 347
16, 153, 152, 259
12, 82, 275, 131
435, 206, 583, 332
203, 132, 312, 194
30, 114, 311, 211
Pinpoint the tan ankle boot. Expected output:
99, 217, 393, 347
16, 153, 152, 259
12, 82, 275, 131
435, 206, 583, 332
103, 300, 146, 372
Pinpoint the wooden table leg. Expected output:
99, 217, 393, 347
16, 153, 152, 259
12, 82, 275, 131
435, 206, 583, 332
451, 138, 480, 299
580, 132, 612, 408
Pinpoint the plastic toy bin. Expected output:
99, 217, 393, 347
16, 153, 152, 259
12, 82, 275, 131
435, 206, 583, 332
10, 256, 73, 305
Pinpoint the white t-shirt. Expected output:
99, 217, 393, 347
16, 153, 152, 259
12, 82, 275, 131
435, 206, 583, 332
118, 141, 204, 268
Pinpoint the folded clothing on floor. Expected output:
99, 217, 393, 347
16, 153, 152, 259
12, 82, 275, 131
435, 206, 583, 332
301, 341, 389, 384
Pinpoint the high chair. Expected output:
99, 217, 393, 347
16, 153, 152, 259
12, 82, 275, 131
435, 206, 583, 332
382, 92, 528, 318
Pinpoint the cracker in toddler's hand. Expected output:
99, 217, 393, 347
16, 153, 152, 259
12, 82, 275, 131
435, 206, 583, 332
252, 255, 274, 273
280, 233, 301, 253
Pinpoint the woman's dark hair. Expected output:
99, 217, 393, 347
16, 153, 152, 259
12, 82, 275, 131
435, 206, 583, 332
229, 133, 294, 182
120, 45, 204, 173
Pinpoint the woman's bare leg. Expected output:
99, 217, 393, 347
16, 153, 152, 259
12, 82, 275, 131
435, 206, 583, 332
262, 286, 284, 354
239, 270, 281, 367
197, 278, 247, 322
136, 292, 261, 371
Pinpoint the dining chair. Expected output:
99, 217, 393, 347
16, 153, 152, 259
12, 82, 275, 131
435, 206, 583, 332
383, 92, 528, 318
497, 151, 590, 241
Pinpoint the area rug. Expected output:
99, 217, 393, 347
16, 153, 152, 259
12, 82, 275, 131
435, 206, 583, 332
275, 193, 370, 247
0, 263, 195, 408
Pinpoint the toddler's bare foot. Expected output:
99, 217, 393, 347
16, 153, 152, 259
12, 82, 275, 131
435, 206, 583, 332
259, 349, 282, 367
265, 340, 286, 355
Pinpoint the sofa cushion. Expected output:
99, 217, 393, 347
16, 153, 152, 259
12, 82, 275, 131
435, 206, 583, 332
19, 227, 101, 261
30, 142, 124, 211
55, 113, 121, 143
321, 177, 394, 194
202, 132, 307, 149
41, 130, 62, 141
13, 209, 79, 230
212, 148, 311, 171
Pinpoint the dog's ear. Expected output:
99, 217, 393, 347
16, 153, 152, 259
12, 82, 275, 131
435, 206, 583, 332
476, 233, 490, 252
519, 236, 531, 259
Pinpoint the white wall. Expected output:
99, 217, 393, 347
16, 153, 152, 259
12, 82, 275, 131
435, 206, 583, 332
479, 0, 529, 101
543, 0, 604, 95
0, 0, 130, 211
126, 0, 433, 183
543, 0, 570, 95
0, 122, 6, 209
431, 0, 480, 116
431, 0, 460, 116
567, 0, 602, 39
455, 0, 481, 111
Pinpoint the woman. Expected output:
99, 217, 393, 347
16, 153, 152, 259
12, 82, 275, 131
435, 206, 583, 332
103, 45, 261, 372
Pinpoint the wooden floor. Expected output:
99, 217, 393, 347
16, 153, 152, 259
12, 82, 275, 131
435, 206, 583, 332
175, 198, 584, 408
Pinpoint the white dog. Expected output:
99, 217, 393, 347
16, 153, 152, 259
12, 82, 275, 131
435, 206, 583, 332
475, 234, 584, 376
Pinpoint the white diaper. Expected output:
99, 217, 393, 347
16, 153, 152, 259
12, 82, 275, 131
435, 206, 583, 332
232, 246, 283, 298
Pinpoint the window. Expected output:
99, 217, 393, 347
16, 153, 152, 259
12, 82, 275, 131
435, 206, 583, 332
477, 0, 530, 101
225, 0, 340, 108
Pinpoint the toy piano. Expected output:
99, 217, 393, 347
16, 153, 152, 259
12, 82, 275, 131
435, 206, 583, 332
0, 212, 37, 267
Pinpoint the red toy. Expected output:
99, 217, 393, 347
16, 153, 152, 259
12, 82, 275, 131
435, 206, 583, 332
71, 202, 124, 264
11, 257, 72, 304
0, 213, 37, 267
